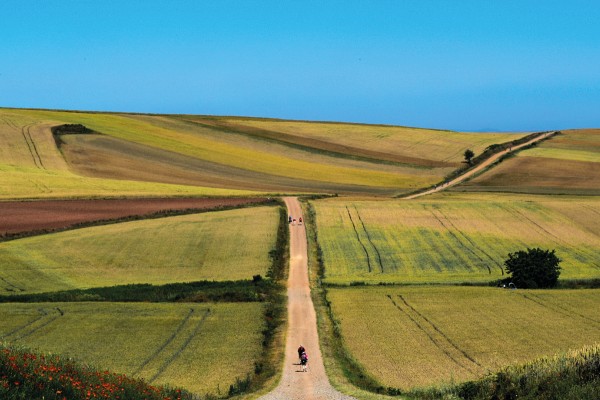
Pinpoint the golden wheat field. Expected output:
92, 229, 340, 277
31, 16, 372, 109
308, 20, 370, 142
327, 286, 600, 390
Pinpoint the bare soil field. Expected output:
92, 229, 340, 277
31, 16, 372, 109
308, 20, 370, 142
0, 197, 269, 237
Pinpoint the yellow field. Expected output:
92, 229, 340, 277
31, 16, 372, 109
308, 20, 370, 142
0, 110, 256, 199
0, 206, 279, 294
217, 117, 527, 164
0, 302, 264, 397
313, 194, 600, 284
327, 286, 600, 390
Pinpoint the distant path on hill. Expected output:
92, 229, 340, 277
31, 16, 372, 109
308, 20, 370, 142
259, 197, 355, 400
403, 131, 556, 200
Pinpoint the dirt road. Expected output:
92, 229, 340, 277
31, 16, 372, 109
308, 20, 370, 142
403, 131, 556, 199
259, 197, 355, 400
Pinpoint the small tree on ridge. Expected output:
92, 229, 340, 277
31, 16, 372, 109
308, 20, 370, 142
464, 149, 475, 165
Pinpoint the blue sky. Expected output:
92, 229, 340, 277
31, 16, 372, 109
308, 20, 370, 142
1, 1, 599, 131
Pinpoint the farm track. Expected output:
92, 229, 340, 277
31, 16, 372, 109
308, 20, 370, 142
345, 206, 373, 273
259, 197, 355, 400
148, 308, 211, 383
353, 207, 385, 273
403, 131, 556, 199
386, 295, 478, 374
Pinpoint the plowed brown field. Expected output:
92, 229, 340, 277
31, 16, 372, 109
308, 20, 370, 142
0, 197, 269, 237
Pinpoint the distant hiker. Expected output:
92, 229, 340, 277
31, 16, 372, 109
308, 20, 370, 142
299, 217, 303, 224
300, 351, 308, 372
297, 345, 305, 362
289, 216, 293, 223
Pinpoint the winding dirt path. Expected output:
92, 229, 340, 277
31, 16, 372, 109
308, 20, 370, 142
403, 131, 556, 199
259, 197, 355, 400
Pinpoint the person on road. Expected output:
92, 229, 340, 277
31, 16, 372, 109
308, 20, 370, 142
297, 345, 305, 362
300, 351, 308, 372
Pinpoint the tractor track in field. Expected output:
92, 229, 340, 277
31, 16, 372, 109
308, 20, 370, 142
148, 308, 211, 383
434, 206, 504, 275
0, 276, 25, 292
11, 308, 63, 341
345, 206, 372, 273
133, 307, 196, 377
427, 206, 491, 274
386, 295, 478, 374
1, 310, 48, 339
519, 293, 600, 327
397, 295, 481, 368
353, 206, 385, 273
20, 123, 45, 169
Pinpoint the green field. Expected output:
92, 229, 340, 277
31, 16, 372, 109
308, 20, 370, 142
0, 206, 279, 294
312, 194, 600, 284
0, 301, 264, 397
327, 286, 600, 390
458, 129, 600, 195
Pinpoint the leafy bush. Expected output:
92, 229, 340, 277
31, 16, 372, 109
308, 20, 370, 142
504, 247, 561, 288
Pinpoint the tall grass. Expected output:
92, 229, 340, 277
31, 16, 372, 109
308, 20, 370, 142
410, 344, 600, 400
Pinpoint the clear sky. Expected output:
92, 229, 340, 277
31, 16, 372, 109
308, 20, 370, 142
1, 1, 599, 131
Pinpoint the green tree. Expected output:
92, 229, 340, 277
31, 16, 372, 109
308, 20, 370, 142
504, 248, 561, 288
464, 149, 475, 165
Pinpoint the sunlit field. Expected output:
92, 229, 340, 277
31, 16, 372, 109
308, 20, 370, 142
458, 129, 600, 195
0, 206, 279, 294
0, 301, 264, 397
313, 194, 600, 284
327, 286, 600, 390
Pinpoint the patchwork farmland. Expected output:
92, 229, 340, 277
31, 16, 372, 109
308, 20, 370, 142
1, 106, 599, 398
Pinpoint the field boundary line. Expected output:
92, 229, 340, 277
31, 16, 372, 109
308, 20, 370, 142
345, 206, 372, 273
149, 308, 211, 383
353, 206, 385, 273
398, 295, 482, 368
133, 307, 196, 377
386, 295, 476, 373
426, 206, 489, 274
